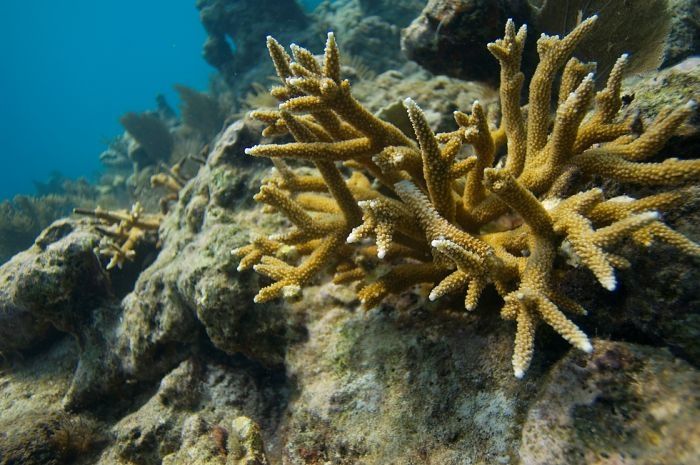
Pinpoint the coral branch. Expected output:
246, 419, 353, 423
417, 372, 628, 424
236, 18, 699, 378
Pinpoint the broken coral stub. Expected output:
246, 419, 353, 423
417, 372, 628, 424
234, 16, 700, 378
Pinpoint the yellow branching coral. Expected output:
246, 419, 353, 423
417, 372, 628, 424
151, 154, 205, 213
234, 18, 700, 378
75, 203, 161, 270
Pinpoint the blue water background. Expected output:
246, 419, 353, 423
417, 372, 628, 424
0, 0, 323, 200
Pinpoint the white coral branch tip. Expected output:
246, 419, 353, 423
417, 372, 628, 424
579, 339, 594, 353
601, 275, 617, 291
638, 211, 660, 221
346, 229, 361, 243
403, 97, 417, 109
431, 239, 447, 248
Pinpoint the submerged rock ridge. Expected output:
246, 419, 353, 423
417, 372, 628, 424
236, 16, 700, 378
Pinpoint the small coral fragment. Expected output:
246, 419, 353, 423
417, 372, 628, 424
151, 154, 203, 213
236, 20, 699, 377
75, 203, 161, 270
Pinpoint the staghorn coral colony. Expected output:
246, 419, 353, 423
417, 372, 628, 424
235, 16, 700, 378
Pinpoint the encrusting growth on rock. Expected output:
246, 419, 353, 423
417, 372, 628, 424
233, 17, 700, 378
75, 203, 161, 270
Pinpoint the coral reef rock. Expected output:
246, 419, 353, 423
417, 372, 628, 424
279, 287, 533, 464
62, 118, 298, 411
352, 62, 498, 134
520, 340, 700, 465
403, 0, 700, 82
0, 337, 107, 465
402, 0, 533, 82
358, 0, 424, 26
0, 184, 98, 265
312, 0, 416, 74
98, 358, 282, 465
532, 0, 700, 75
197, 0, 310, 90
0, 219, 110, 352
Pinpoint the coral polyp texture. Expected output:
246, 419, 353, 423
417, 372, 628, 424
234, 16, 700, 378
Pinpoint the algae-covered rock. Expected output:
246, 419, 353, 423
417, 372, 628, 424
663, 0, 700, 68
0, 218, 110, 352
401, 0, 533, 83
0, 337, 107, 465
0, 216, 157, 409
520, 340, 700, 464
266, 280, 700, 464
197, 0, 310, 90
3, 118, 299, 412
162, 415, 270, 465
353, 62, 498, 134
622, 57, 700, 157
162, 415, 228, 465
114, 121, 295, 385
97, 358, 284, 465
226, 416, 269, 465
0, 410, 105, 465
277, 282, 540, 464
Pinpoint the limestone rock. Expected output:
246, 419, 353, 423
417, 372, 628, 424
353, 62, 498, 134
114, 132, 293, 385
401, 0, 532, 82
99, 358, 284, 465
277, 283, 537, 464
197, 0, 310, 90
520, 339, 700, 465
358, 0, 423, 26
0, 218, 109, 352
